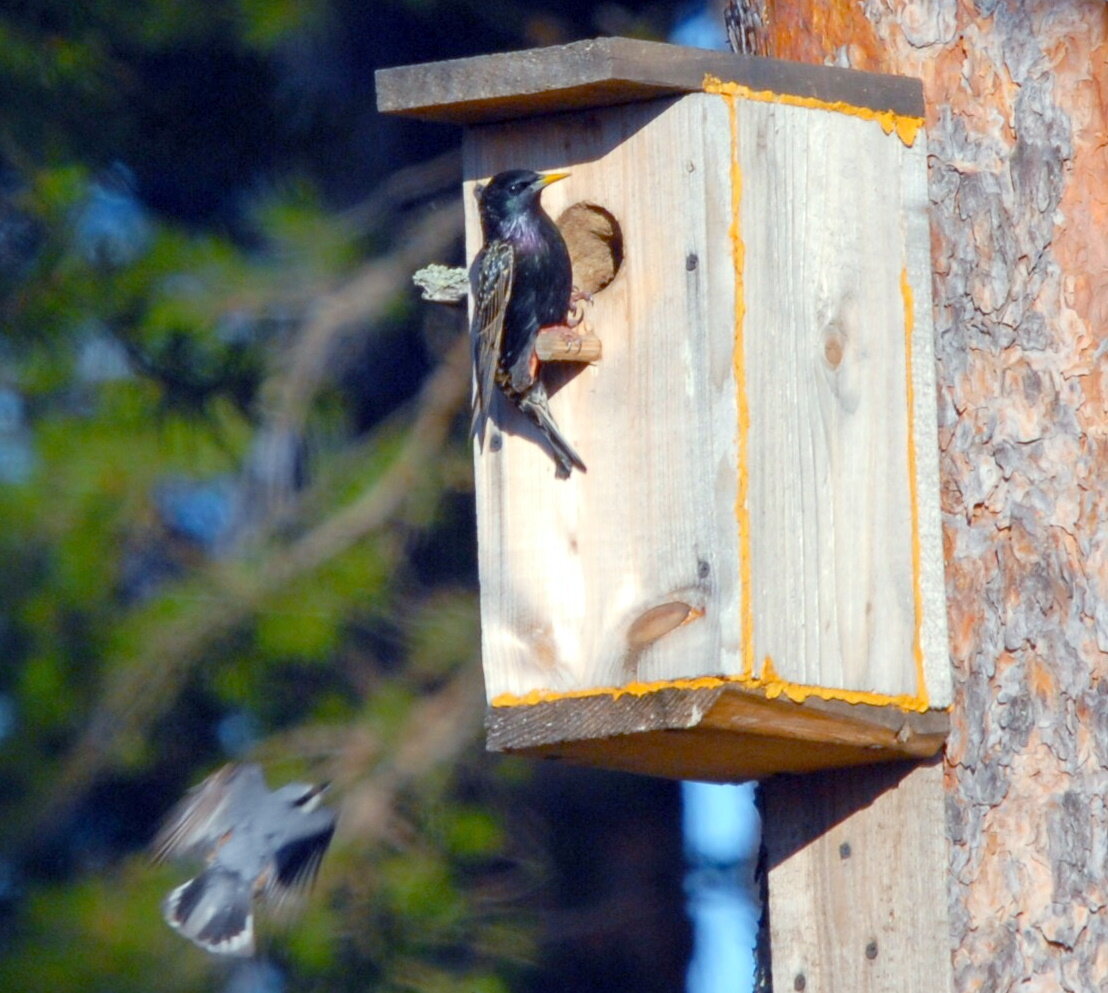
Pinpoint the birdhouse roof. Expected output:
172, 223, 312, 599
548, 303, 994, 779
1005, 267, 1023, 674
375, 36, 923, 125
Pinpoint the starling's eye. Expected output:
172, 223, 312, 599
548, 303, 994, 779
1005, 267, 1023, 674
508, 180, 529, 195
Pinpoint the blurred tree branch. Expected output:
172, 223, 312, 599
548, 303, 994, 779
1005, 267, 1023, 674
266, 199, 464, 438
11, 202, 470, 850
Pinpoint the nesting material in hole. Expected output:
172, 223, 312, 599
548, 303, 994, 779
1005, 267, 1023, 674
533, 202, 621, 365
556, 202, 624, 296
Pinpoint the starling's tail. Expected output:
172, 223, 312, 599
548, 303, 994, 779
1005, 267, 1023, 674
163, 867, 255, 957
517, 384, 586, 479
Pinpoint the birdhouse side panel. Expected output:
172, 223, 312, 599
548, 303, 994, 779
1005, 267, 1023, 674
465, 95, 743, 703
902, 124, 950, 710
737, 98, 939, 703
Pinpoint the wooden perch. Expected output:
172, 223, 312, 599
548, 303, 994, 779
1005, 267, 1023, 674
535, 326, 602, 363
412, 266, 603, 363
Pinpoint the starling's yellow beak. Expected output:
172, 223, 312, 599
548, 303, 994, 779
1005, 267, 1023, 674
538, 171, 571, 186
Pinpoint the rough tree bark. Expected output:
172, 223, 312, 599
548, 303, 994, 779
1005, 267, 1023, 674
763, 1, 1108, 989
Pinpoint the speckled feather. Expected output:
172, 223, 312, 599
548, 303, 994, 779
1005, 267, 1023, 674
470, 170, 585, 477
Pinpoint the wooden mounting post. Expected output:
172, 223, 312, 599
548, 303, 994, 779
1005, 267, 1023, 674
762, 761, 952, 993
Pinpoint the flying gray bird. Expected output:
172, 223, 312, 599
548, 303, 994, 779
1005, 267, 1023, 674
152, 763, 336, 957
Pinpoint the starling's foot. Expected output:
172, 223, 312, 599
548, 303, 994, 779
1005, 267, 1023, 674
567, 287, 593, 328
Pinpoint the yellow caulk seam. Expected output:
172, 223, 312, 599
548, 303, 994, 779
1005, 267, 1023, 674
702, 76, 923, 148
721, 84, 756, 680
490, 669, 932, 713
489, 88, 939, 720
901, 267, 928, 708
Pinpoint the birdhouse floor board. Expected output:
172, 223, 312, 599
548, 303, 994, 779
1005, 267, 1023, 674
375, 37, 924, 125
485, 687, 948, 783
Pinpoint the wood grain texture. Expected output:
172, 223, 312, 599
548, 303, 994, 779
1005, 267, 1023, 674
736, 98, 949, 704
762, 760, 952, 993
375, 37, 923, 125
486, 687, 948, 782
465, 94, 743, 702
466, 86, 948, 717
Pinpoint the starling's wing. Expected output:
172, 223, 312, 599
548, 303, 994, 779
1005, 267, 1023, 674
263, 806, 337, 913
152, 763, 267, 863
470, 238, 514, 432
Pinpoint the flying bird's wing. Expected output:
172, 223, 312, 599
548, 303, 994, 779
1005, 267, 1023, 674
263, 806, 337, 913
152, 763, 266, 862
470, 238, 514, 433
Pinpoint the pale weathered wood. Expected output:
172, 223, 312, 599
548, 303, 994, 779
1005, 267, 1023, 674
737, 98, 950, 704
900, 109, 948, 712
375, 37, 924, 125
465, 94, 743, 701
464, 86, 949, 715
762, 760, 952, 993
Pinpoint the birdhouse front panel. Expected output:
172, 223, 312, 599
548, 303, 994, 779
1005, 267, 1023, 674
465, 94, 744, 703
463, 87, 950, 713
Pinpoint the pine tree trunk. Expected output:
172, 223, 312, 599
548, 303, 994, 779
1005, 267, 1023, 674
764, 1, 1108, 987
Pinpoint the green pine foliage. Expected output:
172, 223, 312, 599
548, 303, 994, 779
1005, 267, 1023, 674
0, 2, 556, 990
0, 2, 691, 990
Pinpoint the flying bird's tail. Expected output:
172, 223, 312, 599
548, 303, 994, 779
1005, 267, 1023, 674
164, 867, 255, 957
517, 382, 586, 479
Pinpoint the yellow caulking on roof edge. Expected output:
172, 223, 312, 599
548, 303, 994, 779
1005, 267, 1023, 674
721, 85, 756, 680
702, 76, 923, 148
490, 668, 933, 713
901, 267, 929, 707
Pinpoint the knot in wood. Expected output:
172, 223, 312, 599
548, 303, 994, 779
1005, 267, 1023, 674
627, 601, 696, 649
823, 328, 846, 369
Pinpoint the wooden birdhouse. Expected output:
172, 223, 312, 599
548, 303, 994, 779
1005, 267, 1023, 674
377, 38, 951, 782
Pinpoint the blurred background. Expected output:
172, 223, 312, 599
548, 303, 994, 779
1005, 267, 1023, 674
0, 1, 757, 990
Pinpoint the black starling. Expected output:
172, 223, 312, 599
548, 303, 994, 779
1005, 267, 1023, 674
471, 169, 586, 478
